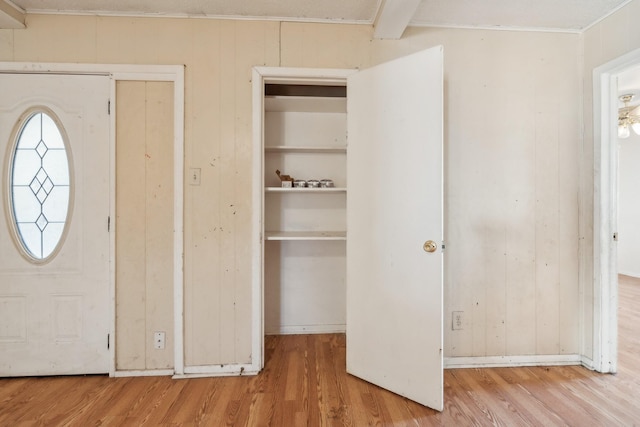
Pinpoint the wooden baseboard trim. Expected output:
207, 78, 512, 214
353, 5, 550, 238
113, 369, 174, 377
444, 354, 582, 369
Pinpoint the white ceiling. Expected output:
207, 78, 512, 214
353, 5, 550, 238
1, 0, 633, 35
411, 0, 630, 31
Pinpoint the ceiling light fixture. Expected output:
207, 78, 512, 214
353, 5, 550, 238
618, 94, 640, 139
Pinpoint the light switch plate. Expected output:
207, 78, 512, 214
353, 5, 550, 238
190, 168, 201, 185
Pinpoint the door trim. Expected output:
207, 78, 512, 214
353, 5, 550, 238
251, 66, 356, 373
0, 62, 185, 377
590, 47, 640, 374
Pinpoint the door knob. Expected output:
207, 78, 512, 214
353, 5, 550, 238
423, 240, 437, 253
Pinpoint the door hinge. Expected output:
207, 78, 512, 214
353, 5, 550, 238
107, 334, 110, 350
613, 232, 618, 242
108, 216, 111, 232
108, 100, 111, 115
442, 241, 446, 252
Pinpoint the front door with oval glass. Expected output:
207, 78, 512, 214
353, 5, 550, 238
0, 74, 111, 376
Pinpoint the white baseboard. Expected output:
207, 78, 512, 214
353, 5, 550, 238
580, 355, 596, 371
113, 369, 174, 377
444, 354, 582, 369
618, 270, 640, 279
113, 355, 587, 378
265, 324, 346, 335
173, 363, 259, 379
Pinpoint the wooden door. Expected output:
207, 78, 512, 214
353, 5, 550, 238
346, 46, 444, 410
0, 74, 111, 376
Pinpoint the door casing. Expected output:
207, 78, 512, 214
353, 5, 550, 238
251, 56, 444, 411
0, 62, 184, 377
251, 67, 356, 374
590, 47, 640, 373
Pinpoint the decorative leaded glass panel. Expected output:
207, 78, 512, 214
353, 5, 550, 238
10, 110, 71, 261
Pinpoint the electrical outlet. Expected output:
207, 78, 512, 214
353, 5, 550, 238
452, 311, 464, 330
154, 331, 165, 349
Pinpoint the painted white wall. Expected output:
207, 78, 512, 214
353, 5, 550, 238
618, 132, 640, 277
115, 81, 175, 371
0, 11, 594, 368
285, 24, 583, 359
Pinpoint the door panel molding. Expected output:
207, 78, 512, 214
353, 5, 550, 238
0, 73, 111, 375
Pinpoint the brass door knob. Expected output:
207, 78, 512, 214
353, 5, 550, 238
423, 240, 437, 253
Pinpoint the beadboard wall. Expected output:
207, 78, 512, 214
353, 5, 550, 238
0, 2, 635, 369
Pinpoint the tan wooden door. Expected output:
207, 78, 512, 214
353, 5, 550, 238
0, 73, 111, 376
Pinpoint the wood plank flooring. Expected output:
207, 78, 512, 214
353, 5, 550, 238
1, 276, 639, 426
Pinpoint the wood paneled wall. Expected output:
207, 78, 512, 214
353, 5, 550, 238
182, 21, 280, 366
0, 9, 608, 368
402, 29, 582, 357
116, 81, 174, 370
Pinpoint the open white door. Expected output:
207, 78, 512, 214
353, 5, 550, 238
346, 46, 443, 410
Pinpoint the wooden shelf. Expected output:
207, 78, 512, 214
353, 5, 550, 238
265, 187, 346, 193
265, 146, 347, 154
265, 96, 346, 113
265, 231, 346, 241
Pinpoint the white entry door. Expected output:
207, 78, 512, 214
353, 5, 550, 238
347, 46, 444, 410
0, 74, 111, 376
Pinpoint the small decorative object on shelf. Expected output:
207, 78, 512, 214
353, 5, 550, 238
320, 179, 334, 188
276, 169, 294, 188
307, 179, 320, 188
293, 180, 306, 188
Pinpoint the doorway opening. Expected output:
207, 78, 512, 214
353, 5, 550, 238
252, 45, 445, 410
592, 47, 640, 374
614, 64, 640, 376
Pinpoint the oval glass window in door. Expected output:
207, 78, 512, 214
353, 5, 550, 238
9, 109, 72, 262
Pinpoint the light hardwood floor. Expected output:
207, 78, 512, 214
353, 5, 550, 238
1, 276, 639, 426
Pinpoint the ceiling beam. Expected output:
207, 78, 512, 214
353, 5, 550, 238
0, 0, 25, 29
373, 0, 422, 39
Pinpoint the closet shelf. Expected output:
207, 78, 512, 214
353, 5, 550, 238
265, 96, 346, 113
265, 231, 347, 241
265, 146, 346, 154
265, 187, 346, 193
